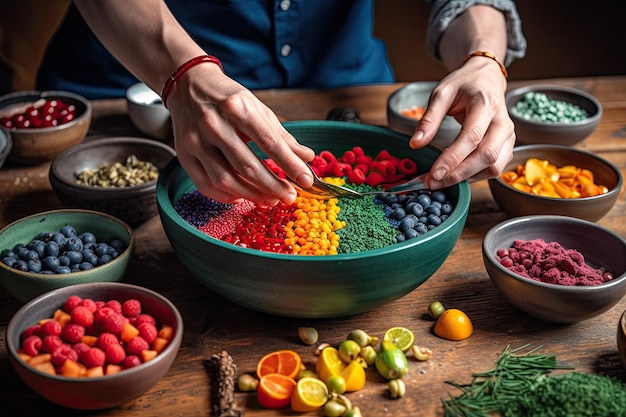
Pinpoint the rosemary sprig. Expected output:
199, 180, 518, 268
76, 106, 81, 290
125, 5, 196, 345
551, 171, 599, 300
441, 344, 573, 417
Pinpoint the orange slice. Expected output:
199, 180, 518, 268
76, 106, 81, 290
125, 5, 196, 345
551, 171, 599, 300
256, 350, 302, 380
434, 308, 473, 341
257, 373, 297, 409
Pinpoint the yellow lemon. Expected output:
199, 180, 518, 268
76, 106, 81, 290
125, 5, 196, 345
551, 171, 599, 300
290, 376, 329, 412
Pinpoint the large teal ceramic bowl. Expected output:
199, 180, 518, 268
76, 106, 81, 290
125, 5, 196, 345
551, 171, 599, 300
156, 121, 470, 318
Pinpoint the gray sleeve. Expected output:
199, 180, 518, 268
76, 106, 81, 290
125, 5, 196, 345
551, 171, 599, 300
425, 0, 527, 66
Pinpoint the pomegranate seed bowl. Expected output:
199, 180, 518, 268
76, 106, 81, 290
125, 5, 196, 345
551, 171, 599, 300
6, 282, 183, 410
0, 90, 92, 165
156, 120, 471, 318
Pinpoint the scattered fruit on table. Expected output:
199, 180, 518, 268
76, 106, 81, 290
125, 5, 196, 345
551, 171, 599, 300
375, 341, 409, 380
434, 308, 473, 341
291, 376, 329, 412
383, 326, 415, 353
256, 372, 297, 409
256, 349, 302, 380
298, 326, 319, 345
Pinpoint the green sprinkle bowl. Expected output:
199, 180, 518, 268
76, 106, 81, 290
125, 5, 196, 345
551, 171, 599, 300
488, 144, 623, 222
483, 215, 626, 324
506, 84, 602, 146
0, 209, 135, 303
156, 121, 471, 318
6, 282, 183, 410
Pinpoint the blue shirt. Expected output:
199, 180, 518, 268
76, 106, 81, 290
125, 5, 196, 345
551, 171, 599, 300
36, 0, 394, 99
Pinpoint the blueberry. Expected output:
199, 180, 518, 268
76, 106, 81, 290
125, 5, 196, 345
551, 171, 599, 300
398, 216, 416, 232
14, 260, 29, 272
418, 216, 428, 224
42, 256, 60, 272
410, 203, 424, 217
2, 256, 17, 268
27, 240, 46, 258
60, 225, 77, 238
426, 205, 441, 217
27, 259, 42, 273
79, 262, 95, 270
70, 264, 81, 272
416, 194, 431, 209
12, 243, 25, 252
414, 222, 428, 235
55, 266, 72, 274
1, 248, 14, 258
51, 232, 66, 246
81, 250, 99, 266
98, 254, 113, 265
384, 194, 399, 205
94, 243, 110, 257
427, 214, 442, 226
44, 241, 60, 257
79, 232, 97, 245
106, 248, 119, 259
441, 203, 454, 216
391, 207, 406, 221
431, 191, 447, 203
404, 229, 419, 240
58, 255, 71, 267
396, 233, 406, 243
15, 247, 30, 260
441, 215, 449, 222
66, 250, 83, 265
65, 237, 83, 252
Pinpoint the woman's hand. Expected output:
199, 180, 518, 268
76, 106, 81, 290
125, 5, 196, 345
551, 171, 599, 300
166, 63, 316, 205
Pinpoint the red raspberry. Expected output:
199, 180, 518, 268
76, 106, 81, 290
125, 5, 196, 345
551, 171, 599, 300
41, 320, 62, 337
51, 343, 78, 367
105, 300, 122, 314
122, 355, 142, 369
97, 332, 120, 351
93, 306, 116, 327
21, 335, 42, 356
20, 325, 42, 342
63, 295, 82, 313
122, 299, 142, 318
126, 336, 150, 356
79, 298, 97, 313
61, 323, 85, 344
105, 343, 127, 365
100, 311, 125, 335
73, 342, 91, 357
131, 313, 156, 327
70, 305, 94, 327
137, 322, 158, 344
81, 347, 106, 368
94, 300, 106, 309
41, 335, 63, 354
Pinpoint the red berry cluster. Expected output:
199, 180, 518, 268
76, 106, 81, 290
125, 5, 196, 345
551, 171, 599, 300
18, 294, 174, 378
1, 99, 77, 129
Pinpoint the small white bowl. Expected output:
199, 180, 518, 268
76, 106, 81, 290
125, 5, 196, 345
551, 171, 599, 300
126, 83, 171, 141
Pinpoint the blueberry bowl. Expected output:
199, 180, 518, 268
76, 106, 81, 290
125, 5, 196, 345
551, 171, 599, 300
156, 120, 471, 318
0, 209, 135, 303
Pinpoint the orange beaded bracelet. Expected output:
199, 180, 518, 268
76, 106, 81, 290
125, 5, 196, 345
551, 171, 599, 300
462, 51, 508, 79
160, 55, 224, 108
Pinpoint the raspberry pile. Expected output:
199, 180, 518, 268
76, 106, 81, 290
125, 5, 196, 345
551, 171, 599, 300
17, 294, 175, 378
1, 98, 78, 129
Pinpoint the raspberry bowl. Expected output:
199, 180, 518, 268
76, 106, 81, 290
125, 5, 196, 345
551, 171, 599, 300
0, 209, 135, 303
482, 215, 626, 324
156, 120, 471, 318
6, 281, 183, 410
0, 90, 92, 165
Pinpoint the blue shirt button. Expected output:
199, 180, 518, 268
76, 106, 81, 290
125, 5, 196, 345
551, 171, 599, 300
280, 0, 291, 11
280, 44, 292, 57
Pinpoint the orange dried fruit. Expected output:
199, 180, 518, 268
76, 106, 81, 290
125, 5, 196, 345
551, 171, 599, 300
256, 350, 302, 380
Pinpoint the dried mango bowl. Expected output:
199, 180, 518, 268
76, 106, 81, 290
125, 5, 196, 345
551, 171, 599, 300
488, 144, 622, 222
156, 121, 471, 318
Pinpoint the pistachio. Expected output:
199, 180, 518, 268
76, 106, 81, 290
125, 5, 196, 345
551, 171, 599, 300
388, 378, 406, 399
74, 154, 159, 188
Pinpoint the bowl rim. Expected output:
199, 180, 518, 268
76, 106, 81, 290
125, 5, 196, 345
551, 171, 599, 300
6, 281, 183, 381
125, 83, 165, 107
0, 89, 92, 133
505, 84, 602, 127
488, 144, 623, 201
49, 136, 176, 193
0, 128, 12, 159
387, 81, 460, 126
0, 208, 135, 279
482, 214, 626, 293
156, 120, 472, 261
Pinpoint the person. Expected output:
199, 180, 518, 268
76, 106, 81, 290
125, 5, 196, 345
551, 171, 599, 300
36, 1, 526, 206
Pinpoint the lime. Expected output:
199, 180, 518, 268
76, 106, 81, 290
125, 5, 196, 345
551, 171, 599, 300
290, 376, 329, 412
383, 326, 415, 353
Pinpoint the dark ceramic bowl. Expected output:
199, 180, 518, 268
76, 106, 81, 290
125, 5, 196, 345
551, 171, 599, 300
506, 84, 602, 146
483, 215, 626, 324
0, 209, 135, 303
618, 310, 626, 371
49, 137, 176, 225
488, 144, 622, 222
156, 120, 471, 318
0, 90, 92, 165
0, 127, 11, 169
387, 81, 462, 149
6, 282, 183, 410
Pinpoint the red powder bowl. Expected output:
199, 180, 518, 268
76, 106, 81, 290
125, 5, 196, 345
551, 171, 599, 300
482, 215, 626, 324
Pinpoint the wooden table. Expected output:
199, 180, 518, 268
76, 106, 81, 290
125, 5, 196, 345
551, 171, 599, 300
1, 77, 625, 416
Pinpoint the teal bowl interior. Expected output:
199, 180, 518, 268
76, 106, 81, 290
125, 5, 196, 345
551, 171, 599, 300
156, 121, 470, 318
0, 209, 135, 303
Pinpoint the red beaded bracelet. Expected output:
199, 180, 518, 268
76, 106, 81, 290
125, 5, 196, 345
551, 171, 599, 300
462, 51, 508, 79
160, 55, 224, 108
